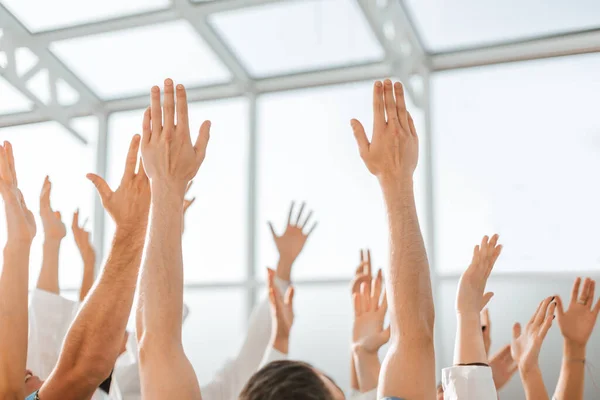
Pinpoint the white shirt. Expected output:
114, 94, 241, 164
348, 389, 377, 400
27, 289, 122, 400
442, 365, 497, 400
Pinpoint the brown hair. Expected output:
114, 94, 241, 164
239, 360, 335, 400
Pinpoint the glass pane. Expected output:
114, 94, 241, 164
210, 0, 384, 77
432, 54, 600, 274
105, 97, 248, 282
0, 75, 33, 114
405, 0, 600, 52
51, 21, 231, 99
183, 288, 245, 385
0, 121, 97, 290
256, 81, 427, 281
436, 278, 600, 398
2, 0, 169, 33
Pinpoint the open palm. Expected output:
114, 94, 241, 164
269, 202, 317, 264
556, 277, 600, 347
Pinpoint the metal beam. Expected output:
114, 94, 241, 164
431, 28, 600, 71
0, 4, 104, 138
36, 0, 285, 44
355, 0, 428, 106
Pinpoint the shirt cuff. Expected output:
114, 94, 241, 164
260, 347, 288, 368
274, 277, 290, 294
442, 365, 497, 400
348, 388, 378, 400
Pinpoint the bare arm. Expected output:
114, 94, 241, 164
136, 80, 210, 400
554, 278, 600, 400
72, 211, 96, 301
511, 297, 556, 400
38, 134, 150, 400
36, 176, 66, 294
0, 141, 37, 399
351, 79, 435, 399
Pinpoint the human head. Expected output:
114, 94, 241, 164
239, 360, 344, 400
25, 370, 44, 396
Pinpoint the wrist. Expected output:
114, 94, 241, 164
43, 237, 63, 246
519, 363, 541, 378
5, 237, 33, 249
150, 179, 188, 200
272, 335, 289, 354
564, 340, 586, 359
353, 344, 380, 357
378, 174, 414, 193
276, 258, 293, 281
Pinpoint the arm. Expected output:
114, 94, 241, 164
352, 267, 389, 393
454, 235, 501, 365
71, 210, 96, 301
136, 80, 209, 399
351, 79, 435, 398
511, 297, 556, 400
0, 141, 37, 399
38, 134, 150, 400
554, 278, 600, 400
350, 251, 371, 393
36, 176, 66, 294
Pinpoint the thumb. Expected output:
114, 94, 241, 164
378, 326, 391, 346
512, 322, 521, 339
86, 173, 112, 203
350, 119, 369, 156
194, 120, 211, 157
481, 292, 494, 310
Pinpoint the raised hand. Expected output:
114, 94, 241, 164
489, 344, 518, 390
456, 235, 502, 315
555, 277, 600, 348
351, 80, 419, 183
267, 268, 294, 354
511, 296, 556, 373
0, 141, 36, 243
481, 308, 492, 356
72, 210, 96, 267
87, 134, 150, 230
351, 249, 373, 295
268, 202, 317, 281
141, 79, 210, 195
352, 269, 389, 354
39, 176, 66, 240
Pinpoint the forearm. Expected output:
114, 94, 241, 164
351, 354, 360, 391
137, 190, 185, 347
381, 178, 434, 338
37, 239, 62, 294
276, 258, 293, 281
353, 349, 381, 392
553, 341, 586, 400
0, 241, 31, 395
521, 366, 549, 400
79, 263, 95, 301
57, 227, 144, 380
454, 313, 488, 365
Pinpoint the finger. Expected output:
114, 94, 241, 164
539, 301, 556, 339
555, 296, 565, 317
163, 79, 175, 137
71, 209, 79, 231
360, 282, 369, 312
472, 245, 480, 266
366, 249, 372, 277
480, 235, 490, 258
379, 290, 388, 315
176, 83, 189, 130
393, 82, 409, 130
285, 286, 294, 306
86, 173, 112, 203
588, 280, 596, 310
593, 297, 600, 315
407, 112, 418, 137
287, 202, 295, 226
351, 275, 370, 294
490, 245, 503, 271
580, 278, 592, 305
372, 81, 385, 129
184, 197, 196, 212
0, 145, 11, 184
142, 107, 151, 144
372, 269, 382, 306
4, 141, 16, 185
378, 326, 391, 346
528, 300, 544, 326
40, 176, 50, 210
481, 292, 494, 310
268, 222, 278, 240
534, 297, 552, 327
137, 158, 148, 181
353, 292, 361, 317
307, 222, 318, 236
123, 135, 141, 182
383, 79, 399, 127
194, 121, 211, 160
150, 86, 162, 140
300, 210, 313, 231
295, 202, 306, 226
571, 277, 582, 304
351, 119, 369, 156
512, 322, 522, 339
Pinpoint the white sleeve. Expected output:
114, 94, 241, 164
442, 365, 497, 400
27, 289, 79, 379
259, 347, 288, 368
347, 389, 377, 400
200, 278, 290, 400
